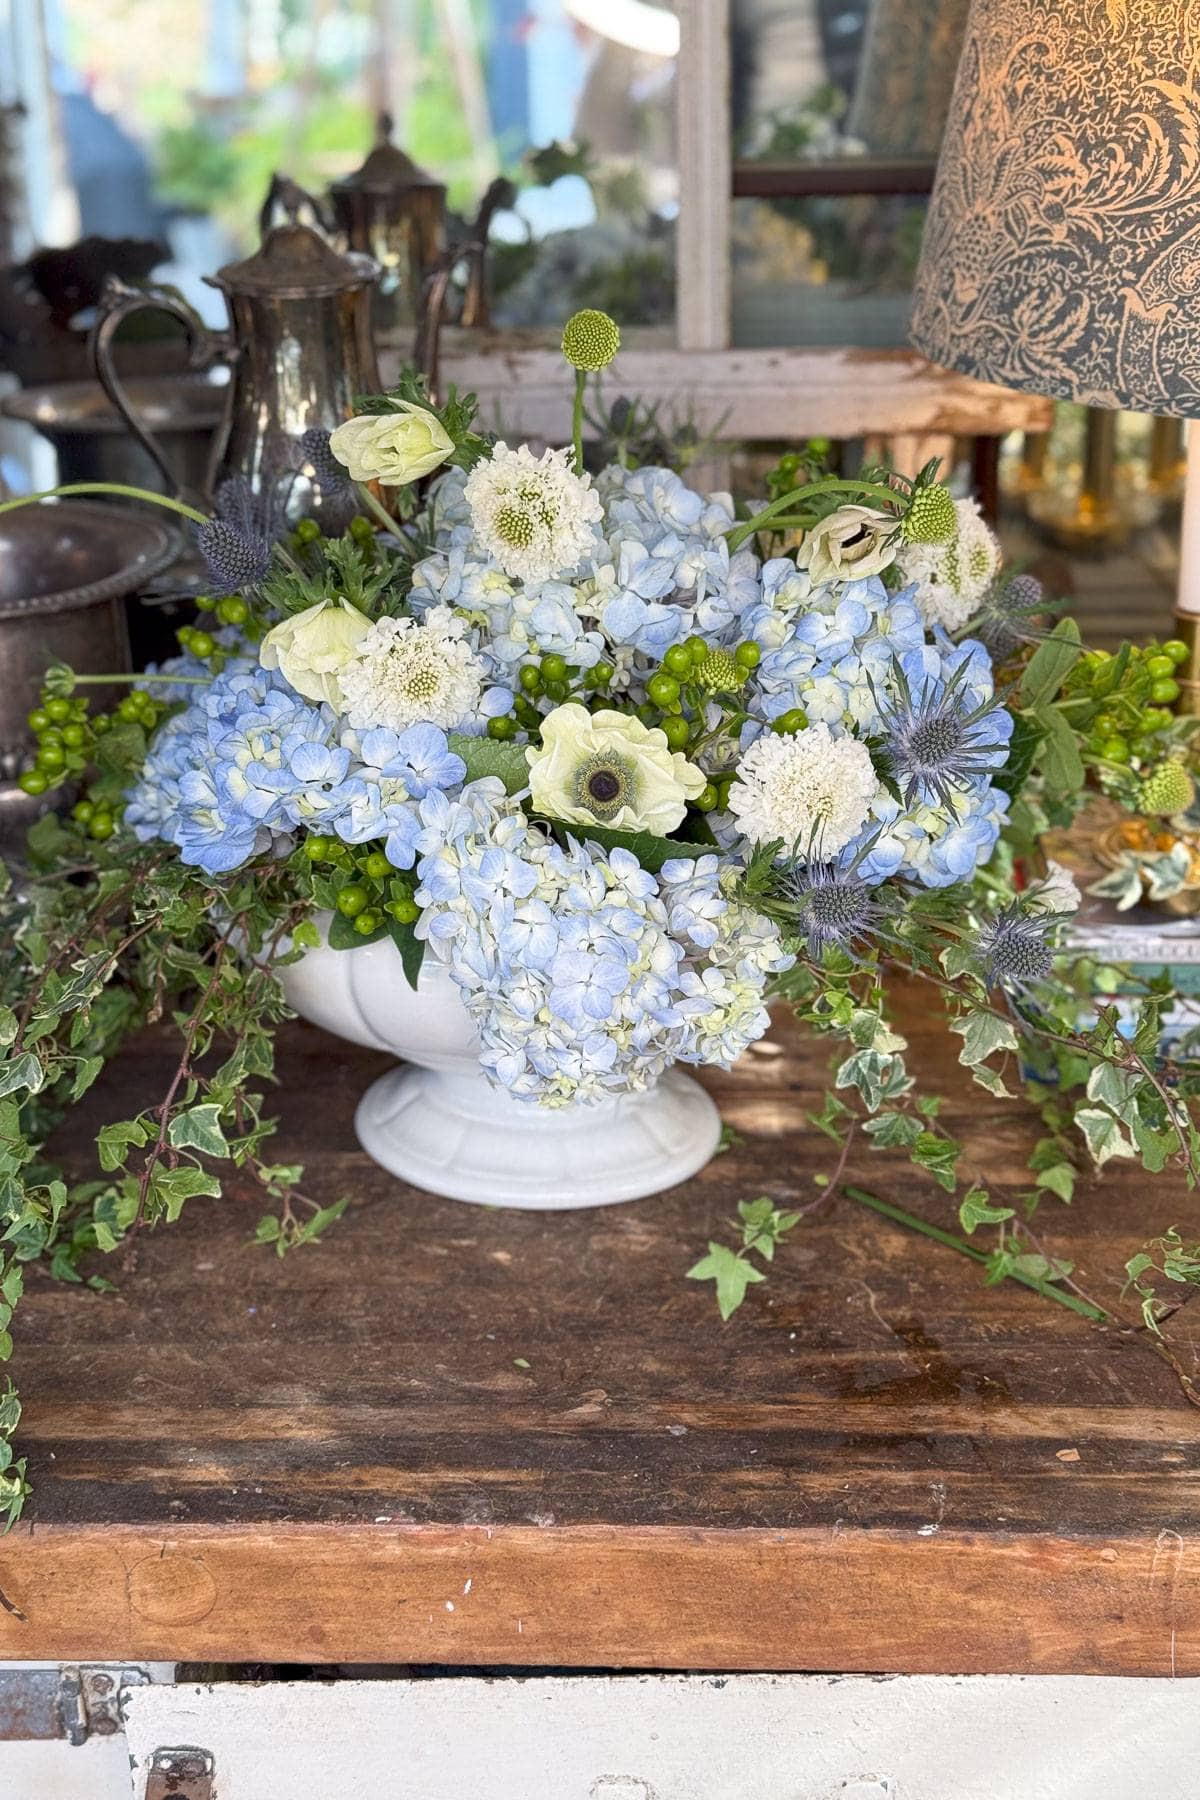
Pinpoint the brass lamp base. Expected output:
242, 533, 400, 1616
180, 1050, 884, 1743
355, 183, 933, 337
1172, 612, 1200, 717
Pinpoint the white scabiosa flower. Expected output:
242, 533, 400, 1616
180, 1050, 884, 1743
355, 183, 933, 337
898, 496, 1001, 632
728, 722, 881, 856
338, 605, 485, 731
464, 442, 603, 584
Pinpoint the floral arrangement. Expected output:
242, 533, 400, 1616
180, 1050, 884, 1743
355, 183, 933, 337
0, 308, 1198, 1522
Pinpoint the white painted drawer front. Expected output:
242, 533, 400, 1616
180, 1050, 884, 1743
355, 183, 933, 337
122, 1672, 1200, 1800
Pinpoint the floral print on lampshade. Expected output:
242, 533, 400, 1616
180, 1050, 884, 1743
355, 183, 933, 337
909, 0, 1200, 417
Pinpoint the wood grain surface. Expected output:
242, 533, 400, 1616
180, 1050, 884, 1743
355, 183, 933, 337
1, 986, 1197, 1671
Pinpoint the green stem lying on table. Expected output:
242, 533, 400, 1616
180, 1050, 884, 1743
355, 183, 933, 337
0, 483, 210, 525
840, 1186, 1108, 1321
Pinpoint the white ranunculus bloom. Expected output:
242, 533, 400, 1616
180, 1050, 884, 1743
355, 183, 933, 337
526, 704, 705, 835
329, 404, 454, 486
259, 597, 373, 707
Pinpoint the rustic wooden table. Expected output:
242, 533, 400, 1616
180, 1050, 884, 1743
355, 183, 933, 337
1, 990, 1197, 1675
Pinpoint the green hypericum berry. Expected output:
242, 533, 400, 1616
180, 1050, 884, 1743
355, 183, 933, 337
388, 897, 420, 924
364, 851, 391, 879
647, 672, 680, 708
664, 644, 694, 678
540, 653, 568, 683
336, 883, 369, 917
294, 517, 322, 545
695, 782, 720, 812
902, 482, 957, 545
1138, 762, 1196, 816
354, 910, 381, 935
734, 641, 760, 670
695, 650, 744, 693
519, 664, 543, 693
561, 308, 621, 372
662, 716, 691, 751
773, 708, 808, 734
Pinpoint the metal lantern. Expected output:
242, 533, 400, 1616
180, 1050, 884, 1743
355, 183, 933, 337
330, 113, 447, 333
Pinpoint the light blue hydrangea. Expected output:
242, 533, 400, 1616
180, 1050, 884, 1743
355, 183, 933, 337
416, 817, 791, 1106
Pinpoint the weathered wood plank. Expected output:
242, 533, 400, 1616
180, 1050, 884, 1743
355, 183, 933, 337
1, 1522, 1195, 1672
379, 335, 1056, 441
0, 985, 1196, 1670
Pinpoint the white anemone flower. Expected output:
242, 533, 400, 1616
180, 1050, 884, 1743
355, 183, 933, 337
338, 605, 485, 731
728, 722, 881, 856
464, 442, 603, 584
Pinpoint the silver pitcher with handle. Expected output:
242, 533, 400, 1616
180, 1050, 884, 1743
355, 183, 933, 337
91, 218, 381, 524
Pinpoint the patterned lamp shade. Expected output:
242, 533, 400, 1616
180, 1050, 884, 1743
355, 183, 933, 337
909, 0, 1200, 417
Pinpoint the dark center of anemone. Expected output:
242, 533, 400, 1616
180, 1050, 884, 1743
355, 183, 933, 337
573, 752, 635, 822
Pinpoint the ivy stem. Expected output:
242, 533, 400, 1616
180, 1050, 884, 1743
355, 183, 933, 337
840, 1185, 1108, 1321
725, 476, 904, 553
0, 482, 210, 526
571, 368, 587, 475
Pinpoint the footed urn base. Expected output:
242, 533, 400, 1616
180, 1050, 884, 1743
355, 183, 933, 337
355, 1062, 721, 1210
278, 924, 722, 1209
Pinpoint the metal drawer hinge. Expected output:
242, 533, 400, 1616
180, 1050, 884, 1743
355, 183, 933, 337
0, 1662, 152, 1744
146, 1745, 216, 1800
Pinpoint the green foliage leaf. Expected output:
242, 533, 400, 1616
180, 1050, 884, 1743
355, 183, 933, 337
958, 1188, 1015, 1234
990, 710, 1043, 802
1075, 1106, 1136, 1167
1019, 617, 1082, 706
168, 1104, 231, 1159
446, 734, 529, 794
1035, 1163, 1076, 1203
0, 1054, 43, 1102
387, 915, 426, 990
97, 1118, 150, 1172
1032, 702, 1085, 797
686, 1242, 766, 1319
951, 1011, 1018, 1067
543, 817, 711, 875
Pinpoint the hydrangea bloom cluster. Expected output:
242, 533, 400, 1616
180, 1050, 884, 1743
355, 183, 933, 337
122, 433, 1035, 1106
126, 655, 465, 877
415, 796, 791, 1105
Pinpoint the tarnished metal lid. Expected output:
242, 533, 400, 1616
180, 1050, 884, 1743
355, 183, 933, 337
330, 113, 447, 200
209, 224, 378, 300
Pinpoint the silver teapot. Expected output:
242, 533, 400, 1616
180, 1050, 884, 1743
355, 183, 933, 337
91, 221, 381, 524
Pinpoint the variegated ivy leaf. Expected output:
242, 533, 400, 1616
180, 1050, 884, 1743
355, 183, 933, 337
1075, 1106, 1137, 1166
951, 1010, 1019, 1068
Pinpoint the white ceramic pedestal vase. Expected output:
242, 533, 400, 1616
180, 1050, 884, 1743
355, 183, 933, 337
277, 930, 722, 1210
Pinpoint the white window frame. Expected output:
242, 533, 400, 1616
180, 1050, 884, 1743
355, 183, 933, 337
393, 0, 1053, 443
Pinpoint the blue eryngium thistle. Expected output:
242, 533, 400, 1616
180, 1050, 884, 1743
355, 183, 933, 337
976, 902, 1055, 990
297, 426, 357, 533
878, 656, 1009, 811
776, 842, 896, 961
972, 572, 1045, 658
195, 476, 279, 595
